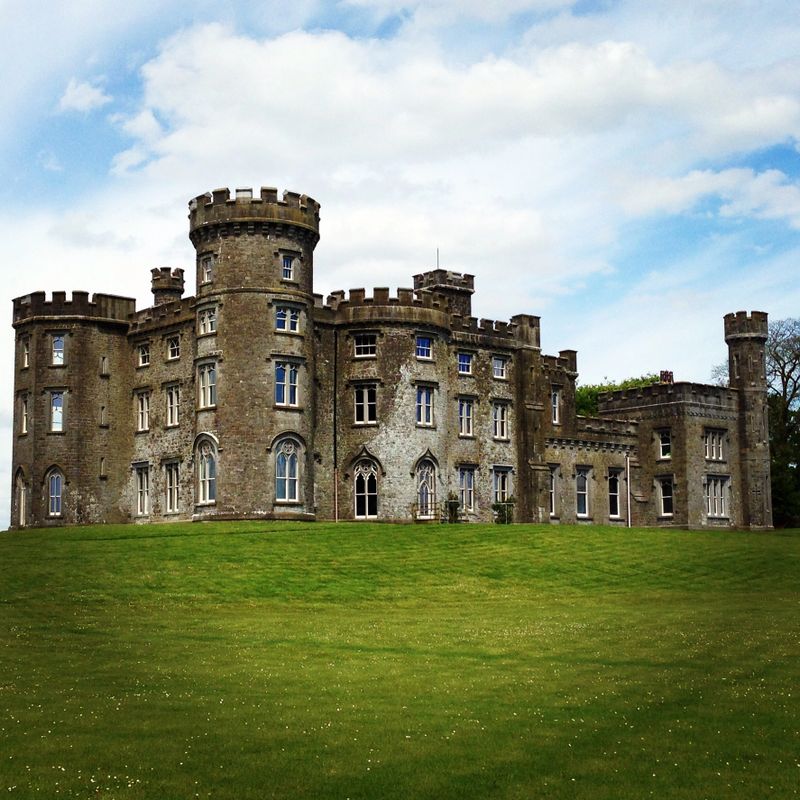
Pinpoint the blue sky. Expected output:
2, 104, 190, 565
2, 0, 800, 525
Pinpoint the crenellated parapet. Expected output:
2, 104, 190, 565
542, 349, 578, 375
13, 291, 135, 326
188, 186, 320, 245
724, 310, 768, 342
128, 296, 195, 335
598, 381, 738, 414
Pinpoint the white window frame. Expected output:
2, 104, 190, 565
458, 397, 474, 437
282, 254, 295, 281
608, 469, 622, 519
167, 336, 180, 360
200, 254, 215, 284
354, 384, 377, 425
354, 333, 377, 358
48, 471, 63, 516
416, 459, 436, 519
493, 468, 512, 503
492, 356, 508, 379
275, 439, 300, 503
50, 391, 64, 432
492, 402, 509, 440
165, 462, 180, 513
415, 336, 433, 360
658, 477, 674, 517
458, 467, 475, 513
51, 334, 65, 366
551, 387, 561, 424
457, 352, 473, 375
416, 385, 434, 426
705, 476, 729, 518
21, 338, 30, 369
198, 364, 217, 409
549, 466, 557, 517
275, 362, 299, 407
704, 430, 725, 461
198, 307, 217, 335
20, 395, 28, 434
354, 459, 379, 519
166, 385, 180, 427
136, 466, 150, 516
576, 468, 590, 517
197, 442, 217, 505
138, 343, 150, 367
136, 392, 150, 432
276, 305, 300, 333
658, 430, 672, 459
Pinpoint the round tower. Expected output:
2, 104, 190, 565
188, 186, 321, 520
724, 310, 772, 529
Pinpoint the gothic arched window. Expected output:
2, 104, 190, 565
416, 459, 436, 519
46, 469, 64, 517
354, 459, 378, 519
197, 440, 217, 504
275, 439, 299, 502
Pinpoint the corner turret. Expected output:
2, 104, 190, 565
151, 268, 185, 306
414, 270, 475, 317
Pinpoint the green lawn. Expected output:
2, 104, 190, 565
1, 521, 799, 799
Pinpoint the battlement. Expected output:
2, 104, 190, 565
13, 291, 135, 325
413, 270, 475, 293
324, 287, 442, 311
597, 381, 737, 413
128, 296, 195, 334
542, 349, 578, 373
724, 310, 768, 342
188, 186, 320, 237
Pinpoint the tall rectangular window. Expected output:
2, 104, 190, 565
551, 387, 561, 424
658, 430, 672, 459
48, 472, 63, 516
493, 468, 511, 503
705, 476, 729, 518
198, 307, 217, 335
200, 255, 215, 284
276, 306, 300, 332
136, 392, 150, 432
354, 333, 377, 357
167, 336, 181, 360
136, 467, 150, 516
416, 385, 434, 426
659, 478, 674, 516
138, 344, 150, 367
704, 430, 725, 461
608, 469, 621, 518
458, 397, 473, 436
492, 402, 509, 440
576, 468, 590, 517
549, 466, 557, 517
492, 356, 508, 379
20, 396, 28, 434
50, 392, 64, 432
416, 336, 433, 360
166, 385, 180, 427
354, 384, 378, 424
458, 467, 475, 512
199, 364, 217, 408
165, 463, 180, 513
21, 338, 30, 368
275, 362, 299, 406
51, 335, 65, 365
282, 254, 295, 280
457, 352, 473, 375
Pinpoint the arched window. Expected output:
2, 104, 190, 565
197, 440, 217, 504
16, 472, 27, 527
354, 459, 378, 519
275, 439, 299, 502
417, 459, 436, 519
47, 469, 64, 517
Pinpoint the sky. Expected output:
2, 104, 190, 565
2, 0, 800, 527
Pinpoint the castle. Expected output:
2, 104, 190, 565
10, 186, 773, 529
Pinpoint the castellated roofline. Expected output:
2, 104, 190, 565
188, 186, 320, 237
724, 309, 768, 342
12, 290, 136, 325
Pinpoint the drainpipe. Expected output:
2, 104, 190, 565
333, 328, 339, 522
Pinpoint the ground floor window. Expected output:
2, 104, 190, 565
276, 439, 299, 502
705, 476, 729, 518
197, 441, 217, 504
136, 466, 150, 516
17, 475, 27, 527
493, 468, 512, 503
458, 467, 475, 513
165, 462, 180, 513
576, 468, 590, 517
549, 466, 557, 517
354, 459, 378, 518
658, 477, 674, 517
47, 470, 63, 517
608, 470, 622, 518
417, 459, 436, 518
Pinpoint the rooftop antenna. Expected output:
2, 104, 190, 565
436, 247, 440, 269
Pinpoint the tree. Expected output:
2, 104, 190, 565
575, 374, 660, 417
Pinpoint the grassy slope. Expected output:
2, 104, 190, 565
1, 521, 799, 799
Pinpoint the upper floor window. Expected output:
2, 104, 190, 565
354, 333, 377, 358
493, 467, 512, 504
135, 466, 150, 516
200, 255, 215, 284
198, 307, 217, 335
51, 335, 65, 366
275, 362, 299, 407
100, 355, 109, 375
138, 344, 150, 367
705, 476, 729, 518
458, 397, 474, 437
21, 338, 30, 369
198, 364, 217, 409
47, 470, 63, 516
704, 430, 725, 461
276, 306, 300, 333
457, 352, 473, 375
492, 402, 510, 440
20, 395, 28, 434
458, 466, 475, 513
492, 356, 508, 379
608, 469, 622, 518
658, 477, 674, 517
197, 440, 217, 505
275, 439, 300, 502
167, 336, 180, 360
576, 467, 590, 517
416, 385, 434, 426
136, 392, 150, 432
354, 384, 377, 425
551, 387, 561, 424
165, 462, 180, 514
282, 254, 295, 281
658, 430, 672, 459
416, 336, 433, 360
50, 391, 64, 432
166, 385, 180, 427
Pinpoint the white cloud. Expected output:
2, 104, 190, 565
58, 77, 112, 112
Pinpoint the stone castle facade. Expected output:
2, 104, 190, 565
10, 186, 773, 529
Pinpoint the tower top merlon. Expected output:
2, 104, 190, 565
151, 267, 185, 306
188, 186, 320, 240
724, 310, 768, 343
413, 270, 475, 294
